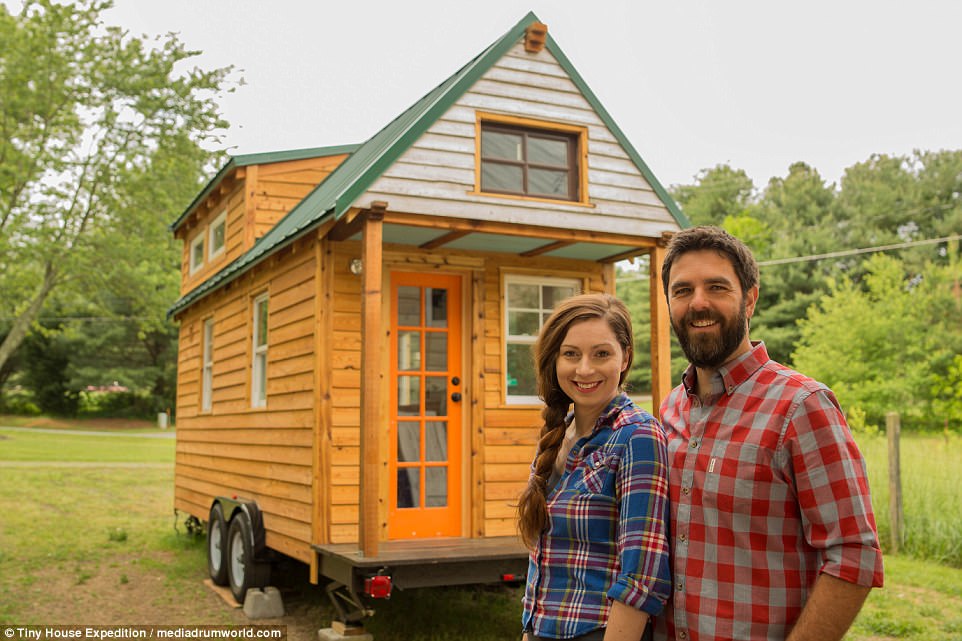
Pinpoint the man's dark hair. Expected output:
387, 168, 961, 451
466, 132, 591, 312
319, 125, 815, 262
661, 226, 760, 302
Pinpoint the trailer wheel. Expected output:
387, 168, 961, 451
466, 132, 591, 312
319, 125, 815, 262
207, 503, 229, 585
227, 510, 270, 603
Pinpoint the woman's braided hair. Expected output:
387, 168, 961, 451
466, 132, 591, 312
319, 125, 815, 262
515, 293, 634, 549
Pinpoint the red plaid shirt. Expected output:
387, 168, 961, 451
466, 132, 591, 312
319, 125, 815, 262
655, 342, 883, 641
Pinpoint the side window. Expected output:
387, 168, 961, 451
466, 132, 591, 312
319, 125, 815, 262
189, 233, 205, 274
201, 318, 214, 412
479, 120, 583, 202
209, 210, 227, 260
251, 294, 269, 408
504, 276, 579, 404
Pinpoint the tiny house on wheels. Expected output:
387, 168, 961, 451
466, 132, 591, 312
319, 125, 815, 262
168, 12, 687, 631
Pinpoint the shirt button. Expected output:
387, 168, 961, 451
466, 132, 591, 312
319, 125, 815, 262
679, 533, 687, 542
675, 581, 684, 591
727, 385, 735, 394
689, 439, 699, 449
593, 460, 602, 468
679, 633, 688, 640
682, 486, 690, 495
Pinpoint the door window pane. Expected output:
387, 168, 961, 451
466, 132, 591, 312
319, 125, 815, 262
397, 286, 421, 326
424, 377, 447, 417
397, 376, 420, 415
398, 331, 421, 371
425, 333, 447, 371
425, 467, 447, 507
425, 422, 447, 462
397, 468, 419, 508
397, 422, 420, 463
425, 288, 448, 328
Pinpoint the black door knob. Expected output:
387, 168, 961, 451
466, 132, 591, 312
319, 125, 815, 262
450, 392, 462, 402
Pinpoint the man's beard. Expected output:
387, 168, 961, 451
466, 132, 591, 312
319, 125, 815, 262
671, 300, 749, 370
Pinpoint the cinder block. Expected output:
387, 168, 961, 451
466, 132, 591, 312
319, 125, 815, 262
243, 586, 285, 619
317, 628, 373, 641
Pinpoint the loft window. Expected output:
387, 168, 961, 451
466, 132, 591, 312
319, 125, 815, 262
480, 123, 580, 201
504, 275, 579, 404
189, 233, 205, 274
209, 210, 226, 260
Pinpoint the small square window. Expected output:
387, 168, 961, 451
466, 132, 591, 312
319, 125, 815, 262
480, 122, 580, 201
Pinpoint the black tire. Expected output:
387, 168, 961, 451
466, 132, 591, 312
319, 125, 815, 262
207, 503, 229, 586
226, 510, 270, 603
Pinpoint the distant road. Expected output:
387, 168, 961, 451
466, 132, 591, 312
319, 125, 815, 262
0, 426, 176, 439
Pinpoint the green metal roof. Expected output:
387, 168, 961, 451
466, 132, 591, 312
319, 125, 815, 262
169, 143, 361, 233
168, 11, 686, 319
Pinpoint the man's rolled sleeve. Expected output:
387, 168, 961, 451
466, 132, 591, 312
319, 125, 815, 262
786, 387, 884, 588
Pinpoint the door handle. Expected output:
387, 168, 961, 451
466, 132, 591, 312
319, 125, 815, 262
450, 392, 462, 403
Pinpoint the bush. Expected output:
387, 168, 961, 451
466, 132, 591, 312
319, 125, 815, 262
78, 390, 157, 419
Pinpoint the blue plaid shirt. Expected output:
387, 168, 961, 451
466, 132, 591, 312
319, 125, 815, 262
522, 394, 672, 638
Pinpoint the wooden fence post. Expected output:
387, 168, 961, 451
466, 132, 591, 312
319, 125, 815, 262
886, 411, 904, 553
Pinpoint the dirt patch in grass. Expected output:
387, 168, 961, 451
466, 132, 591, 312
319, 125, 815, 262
15, 550, 332, 639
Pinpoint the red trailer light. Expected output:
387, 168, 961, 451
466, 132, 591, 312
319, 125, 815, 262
501, 573, 520, 582
364, 575, 392, 599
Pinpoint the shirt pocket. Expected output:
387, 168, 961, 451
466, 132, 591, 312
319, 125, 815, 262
578, 449, 617, 494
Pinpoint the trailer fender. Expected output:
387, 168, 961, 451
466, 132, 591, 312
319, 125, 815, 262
211, 496, 268, 563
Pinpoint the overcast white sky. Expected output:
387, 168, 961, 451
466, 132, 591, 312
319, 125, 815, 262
46, 1, 962, 189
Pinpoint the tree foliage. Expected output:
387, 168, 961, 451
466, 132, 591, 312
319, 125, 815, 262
0, 0, 232, 375
793, 254, 962, 430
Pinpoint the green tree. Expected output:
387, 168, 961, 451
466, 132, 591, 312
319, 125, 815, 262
752, 162, 839, 363
793, 254, 962, 430
671, 164, 756, 226
0, 0, 231, 375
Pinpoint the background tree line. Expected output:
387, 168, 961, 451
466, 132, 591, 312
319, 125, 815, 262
1, 1, 959, 430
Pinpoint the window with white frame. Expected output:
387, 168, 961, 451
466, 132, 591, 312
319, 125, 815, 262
251, 294, 269, 408
201, 318, 214, 412
189, 233, 205, 274
504, 276, 579, 404
208, 210, 227, 260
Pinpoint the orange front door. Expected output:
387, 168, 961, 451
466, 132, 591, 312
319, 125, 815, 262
388, 272, 463, 539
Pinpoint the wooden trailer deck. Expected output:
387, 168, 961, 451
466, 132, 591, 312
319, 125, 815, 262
313, 536, 529, 591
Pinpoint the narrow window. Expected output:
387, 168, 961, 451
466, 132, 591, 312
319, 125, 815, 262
480, 123, 580, 201
189, 233, 205, 274
251, 294, 269, 408
504, 276, 579, 404
209, 210, 227, 260
201, 318, 214, 412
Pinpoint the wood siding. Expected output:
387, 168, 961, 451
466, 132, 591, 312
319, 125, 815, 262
358, 41, 677, 239
174, 234, 318, 563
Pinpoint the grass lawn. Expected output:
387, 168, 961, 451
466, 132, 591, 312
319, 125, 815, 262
1, 422, 960, 640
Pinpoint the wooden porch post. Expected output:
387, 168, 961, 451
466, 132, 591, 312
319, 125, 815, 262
649, 242, 672, 414
360, 203, 386, 557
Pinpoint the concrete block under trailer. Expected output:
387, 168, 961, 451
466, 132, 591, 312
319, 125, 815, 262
202, 496, 529, 629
